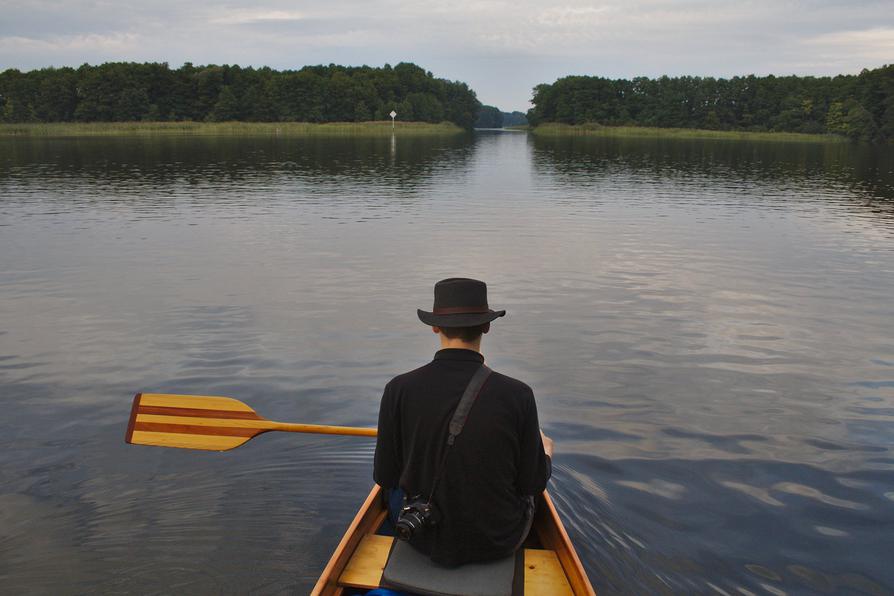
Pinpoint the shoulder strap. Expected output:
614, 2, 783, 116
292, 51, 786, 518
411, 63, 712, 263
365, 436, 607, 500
426, 363, 492, 504
447, 364, 492, 445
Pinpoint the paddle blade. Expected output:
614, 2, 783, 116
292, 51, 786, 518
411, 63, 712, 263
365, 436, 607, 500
125, 393, 269, 451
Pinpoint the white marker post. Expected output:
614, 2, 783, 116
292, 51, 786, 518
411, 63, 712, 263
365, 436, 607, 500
390, 110, 397, 130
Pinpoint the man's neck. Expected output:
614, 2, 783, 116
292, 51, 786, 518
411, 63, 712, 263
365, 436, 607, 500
438, 336, 482, 353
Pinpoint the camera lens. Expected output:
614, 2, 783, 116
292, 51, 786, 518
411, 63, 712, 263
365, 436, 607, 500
396, 508, 425, 541
396, 521, 414, 541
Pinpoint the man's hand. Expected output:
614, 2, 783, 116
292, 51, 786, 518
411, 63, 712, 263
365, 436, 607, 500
540, 430, 554, 459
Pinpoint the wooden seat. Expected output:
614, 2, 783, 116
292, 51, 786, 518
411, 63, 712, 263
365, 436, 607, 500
338, 534, 392, 589
524, 549, 574, 595
337, 534, 573, 595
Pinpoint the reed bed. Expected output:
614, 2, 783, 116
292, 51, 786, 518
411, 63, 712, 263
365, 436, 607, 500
0, 121, 465, 137
532, 122, 846, 143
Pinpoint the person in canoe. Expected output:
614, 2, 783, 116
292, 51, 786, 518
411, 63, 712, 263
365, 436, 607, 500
374, 277, 554, 567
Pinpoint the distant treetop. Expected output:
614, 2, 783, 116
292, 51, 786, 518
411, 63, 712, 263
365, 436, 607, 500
0, 62, 482, 128
501, 111, 528, 127
474, 106, 528, 128
475, 105, 503, 128
527, 65, 894, 142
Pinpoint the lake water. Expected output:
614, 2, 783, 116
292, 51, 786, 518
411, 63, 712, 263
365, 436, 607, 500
1, 131, 893, 595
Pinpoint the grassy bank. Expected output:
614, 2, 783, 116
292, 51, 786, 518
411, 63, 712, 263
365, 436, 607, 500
531, 123, 846, 143
0, 120, 465, 137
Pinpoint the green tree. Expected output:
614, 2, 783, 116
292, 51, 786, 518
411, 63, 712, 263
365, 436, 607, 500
502, 111, 527, 127
407, 92, 444, 122
3, 97, 34, 122
397, 98, 414, 121
34, 69, 77, 121
354, 100, 371, 121
843, 100, 879, 142
475, 105, 503, 128
325, 70, 355, 121
825, 101, 848, 134
208, 86, 240, 121
145, 103, 162, 121
192, 66, 224, 119
241, 82, 277, 121
116, 87, 150, 121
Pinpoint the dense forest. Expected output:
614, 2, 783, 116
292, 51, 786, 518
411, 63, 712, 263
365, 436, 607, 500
476, 105, 503, 128
528, 65, 894, 142
474, 106, 528, 128
0, 62, 481, 128
502, 111, 528, 127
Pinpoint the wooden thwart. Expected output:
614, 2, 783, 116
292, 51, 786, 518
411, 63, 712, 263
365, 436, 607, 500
338, 534, 391, 588
524, 549, 574, 595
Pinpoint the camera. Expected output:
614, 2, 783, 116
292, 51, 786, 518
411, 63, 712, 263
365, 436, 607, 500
395, 496, 440, 541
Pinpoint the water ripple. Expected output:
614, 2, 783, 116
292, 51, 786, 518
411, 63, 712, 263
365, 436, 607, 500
1, 133, 893, 593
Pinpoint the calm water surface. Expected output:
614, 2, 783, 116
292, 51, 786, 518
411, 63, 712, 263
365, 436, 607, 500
1, 132, 893, 595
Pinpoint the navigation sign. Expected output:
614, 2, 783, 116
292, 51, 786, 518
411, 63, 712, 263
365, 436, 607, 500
390, 110, 397, 130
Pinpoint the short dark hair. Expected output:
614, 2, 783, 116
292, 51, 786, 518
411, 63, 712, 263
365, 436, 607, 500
439, 323, 489, 342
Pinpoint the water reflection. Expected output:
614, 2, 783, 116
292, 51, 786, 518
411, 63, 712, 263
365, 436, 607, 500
0, 134, 476, 184
1, 131, 892, 594
531, 134, 894, 217
0, 135, 477, 225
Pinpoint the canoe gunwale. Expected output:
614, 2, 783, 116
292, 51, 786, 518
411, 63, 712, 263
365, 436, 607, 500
311, 484, 595, 595
311, 485, 386, 596
535, 491, 596, 595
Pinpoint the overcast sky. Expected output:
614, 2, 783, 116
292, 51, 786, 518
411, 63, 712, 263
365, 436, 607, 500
1, 0, 892, 111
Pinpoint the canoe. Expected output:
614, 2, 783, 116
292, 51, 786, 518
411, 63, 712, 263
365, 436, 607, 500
311, 484, 596, 595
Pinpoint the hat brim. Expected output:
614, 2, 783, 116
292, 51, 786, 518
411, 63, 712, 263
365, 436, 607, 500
417, 309, 506, 328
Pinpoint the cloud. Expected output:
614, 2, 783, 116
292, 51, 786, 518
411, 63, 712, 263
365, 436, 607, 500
801, 27, 894, 67
537, 5, 611, 26
0, 1, 891, 110
210, 9, 305, 26
0, 32, 139, 54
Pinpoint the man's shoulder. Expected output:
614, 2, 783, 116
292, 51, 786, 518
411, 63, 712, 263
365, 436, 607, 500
384, 361, 437, 390
487, 369, 533, 396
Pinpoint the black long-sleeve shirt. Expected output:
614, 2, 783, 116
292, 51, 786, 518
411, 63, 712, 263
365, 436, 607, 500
374, 348, 551, 566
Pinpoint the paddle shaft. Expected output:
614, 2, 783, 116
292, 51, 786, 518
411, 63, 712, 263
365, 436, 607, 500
269, 422, 377, 437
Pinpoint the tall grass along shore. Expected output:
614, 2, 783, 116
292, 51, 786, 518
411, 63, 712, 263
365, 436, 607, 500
0, 121, 465, 137
532, 123, 847, 143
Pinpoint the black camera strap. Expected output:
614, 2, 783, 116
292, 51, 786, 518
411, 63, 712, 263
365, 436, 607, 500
426, 363, 492, 504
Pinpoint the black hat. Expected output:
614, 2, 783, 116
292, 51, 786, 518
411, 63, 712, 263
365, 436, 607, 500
417, 278, 506, 328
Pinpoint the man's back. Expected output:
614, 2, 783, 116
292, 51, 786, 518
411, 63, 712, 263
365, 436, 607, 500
374, 348, 551, 566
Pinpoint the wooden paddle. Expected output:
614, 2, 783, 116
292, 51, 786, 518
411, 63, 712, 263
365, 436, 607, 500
125, 393, 377, 451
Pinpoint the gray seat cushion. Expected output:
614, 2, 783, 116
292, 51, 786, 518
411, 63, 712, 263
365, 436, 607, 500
381, 540, 517, 596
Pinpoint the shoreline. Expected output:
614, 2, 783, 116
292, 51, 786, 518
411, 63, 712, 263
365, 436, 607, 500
0, 120, 466, 137
531, 123, 848, 143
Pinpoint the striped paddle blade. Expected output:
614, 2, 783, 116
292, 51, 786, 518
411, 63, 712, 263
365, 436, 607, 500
125, 393, 273, 451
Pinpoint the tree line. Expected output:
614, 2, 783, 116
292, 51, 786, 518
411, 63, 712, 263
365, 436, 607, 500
474, 106, 528, 128
0, 62, 481, 128
527, 65, 894, 142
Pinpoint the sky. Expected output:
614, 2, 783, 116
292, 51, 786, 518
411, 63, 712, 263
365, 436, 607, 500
1, 0, 892, 112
